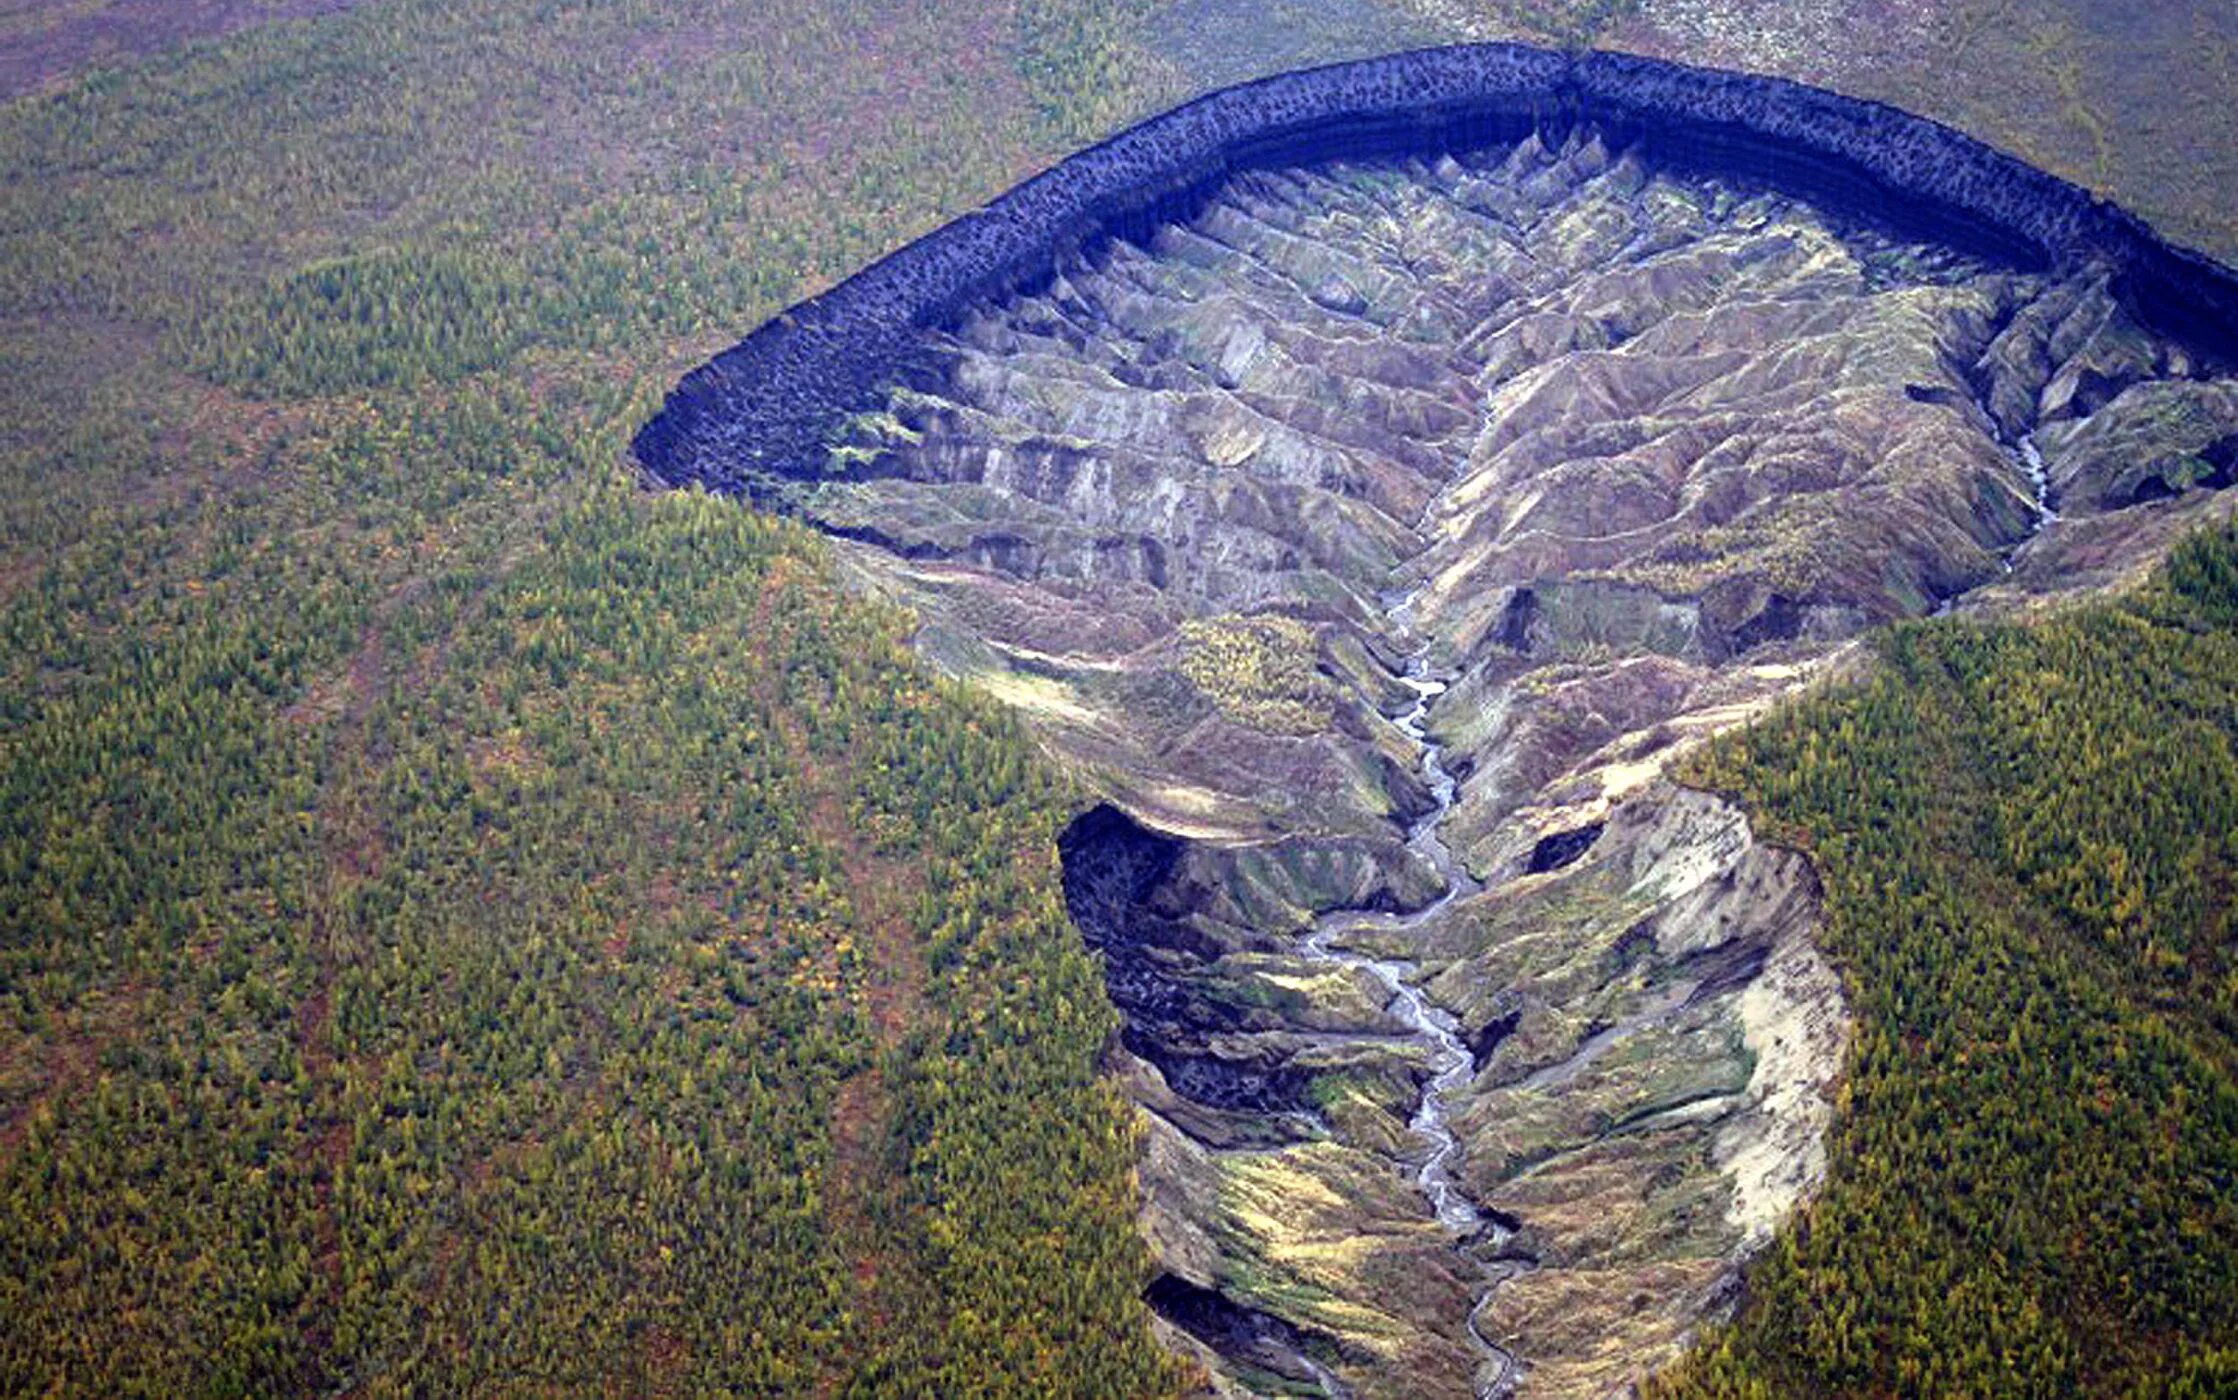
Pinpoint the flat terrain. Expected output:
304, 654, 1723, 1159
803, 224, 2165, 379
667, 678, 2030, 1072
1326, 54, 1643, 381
0, 0, 1188, 1393
0, 0, 366, 98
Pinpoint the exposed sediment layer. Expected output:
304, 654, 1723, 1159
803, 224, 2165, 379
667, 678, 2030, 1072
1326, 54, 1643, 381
634, 42, 2238, 496
638, 47, 2238, 1400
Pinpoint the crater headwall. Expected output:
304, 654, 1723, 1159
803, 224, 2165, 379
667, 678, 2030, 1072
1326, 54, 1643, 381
633, 42, 2238, 496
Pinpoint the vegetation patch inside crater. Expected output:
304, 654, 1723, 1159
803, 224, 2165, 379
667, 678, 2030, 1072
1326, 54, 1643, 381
1180, 614, 1333, 736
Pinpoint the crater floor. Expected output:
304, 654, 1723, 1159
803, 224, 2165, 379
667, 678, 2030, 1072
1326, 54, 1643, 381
789, 127, 2237, 1397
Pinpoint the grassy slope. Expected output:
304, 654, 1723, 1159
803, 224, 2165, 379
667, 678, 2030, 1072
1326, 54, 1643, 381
1650, 526, 2238, 1398
0, 0, 1188, 1393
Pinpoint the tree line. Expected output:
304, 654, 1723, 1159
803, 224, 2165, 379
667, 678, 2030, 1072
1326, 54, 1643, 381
1652, 520, 2238, 1398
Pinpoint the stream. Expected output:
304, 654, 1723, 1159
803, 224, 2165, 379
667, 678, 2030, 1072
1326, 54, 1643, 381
1934, 428, 2060, 616
2001, 431, 2059, 572
1288, 637, 1528, 1398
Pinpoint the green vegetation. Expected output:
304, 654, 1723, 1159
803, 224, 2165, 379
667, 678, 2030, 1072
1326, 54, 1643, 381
8, 0, 2235, 1391
0, 0, 1188, 1392
1179, 614, 1331, 735
199, 250, 542, 398
1653, 522, 2238, 1398
1018, 0, 1166, 146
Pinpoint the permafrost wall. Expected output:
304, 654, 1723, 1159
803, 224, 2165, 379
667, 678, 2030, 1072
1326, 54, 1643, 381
634, 42, 2238, 492
629, 41, 2238, 1397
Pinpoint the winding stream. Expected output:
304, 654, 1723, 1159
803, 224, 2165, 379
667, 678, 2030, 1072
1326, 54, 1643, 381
1290, 637, 1529, 1398
1271, 418, 2065, 1397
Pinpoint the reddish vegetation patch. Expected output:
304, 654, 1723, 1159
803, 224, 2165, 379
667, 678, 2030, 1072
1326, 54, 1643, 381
746, 564, 937, 1393
284, 612, 402, 1374
639, 1323, 689, 1394
293, 1065, 349, 1376
822, 1072, 896, 1302
551, 0, 1037, 202
0, 980, 144, 1154
0, 0, 371, 99
312, 628, 391, 878
752, 566, 929, 1037
0, 312, 320, 613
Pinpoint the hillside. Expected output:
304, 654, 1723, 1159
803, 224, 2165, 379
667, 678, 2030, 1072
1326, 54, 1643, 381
1657, 522, 2238, 1398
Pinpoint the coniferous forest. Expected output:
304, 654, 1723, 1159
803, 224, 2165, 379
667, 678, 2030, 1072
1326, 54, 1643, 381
1656, 525, 2238, 1398
0, 0, 1185, 1393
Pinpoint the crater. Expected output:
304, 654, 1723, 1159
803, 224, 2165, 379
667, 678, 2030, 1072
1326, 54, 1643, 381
641, 42, 2238, 1400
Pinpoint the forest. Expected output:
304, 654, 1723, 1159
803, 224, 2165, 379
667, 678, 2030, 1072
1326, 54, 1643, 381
4, 0, 2237, 1393
0, 0, 1186, 1393
1653, 523, 2238, 1398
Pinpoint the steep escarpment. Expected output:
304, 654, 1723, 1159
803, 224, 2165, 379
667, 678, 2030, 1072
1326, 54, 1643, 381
642, 58, 2238, 1400
633, 43, 2238, 499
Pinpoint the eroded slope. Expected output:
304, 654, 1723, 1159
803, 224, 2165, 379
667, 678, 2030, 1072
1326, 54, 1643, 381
687, 128, 2238, 1397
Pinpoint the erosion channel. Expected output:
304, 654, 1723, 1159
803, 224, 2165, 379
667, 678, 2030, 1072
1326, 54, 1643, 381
641, 49, 2238, 1399
1288, 644, 1519, 1397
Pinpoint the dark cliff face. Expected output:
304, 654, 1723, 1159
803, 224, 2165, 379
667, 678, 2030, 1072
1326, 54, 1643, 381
633, 42, 2238, 498
1061, 806, 1326, 1117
